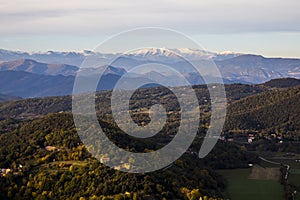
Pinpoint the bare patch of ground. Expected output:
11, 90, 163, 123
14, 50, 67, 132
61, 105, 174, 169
248, 165, 281, 181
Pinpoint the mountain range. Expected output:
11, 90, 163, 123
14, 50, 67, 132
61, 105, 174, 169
0, 48, 300, 98
0, 48, 240, 66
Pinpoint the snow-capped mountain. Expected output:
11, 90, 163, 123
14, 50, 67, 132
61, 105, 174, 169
125, 48, 178, 58
0, 49, 114, 67
0, 48, 240, 66
171, 48, 241, 61
123, 47, 241, 63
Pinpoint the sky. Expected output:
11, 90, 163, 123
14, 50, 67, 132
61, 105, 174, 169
0, 0, 299, 58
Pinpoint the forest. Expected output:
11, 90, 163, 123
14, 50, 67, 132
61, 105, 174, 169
0, 78, 299, 199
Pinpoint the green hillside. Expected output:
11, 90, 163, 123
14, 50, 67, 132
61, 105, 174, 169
225, 85, 300, 133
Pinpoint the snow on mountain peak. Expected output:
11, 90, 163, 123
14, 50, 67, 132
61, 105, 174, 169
109, 48, 241, 61
125, 47, 178, 57
218, 51, 235, 55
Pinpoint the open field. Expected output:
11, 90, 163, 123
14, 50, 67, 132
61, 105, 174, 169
36, 160, 89, 172
289, 171, 300, 200
255, 152, 300, 200
47, 160, 89, 166
218, 168, 284, 200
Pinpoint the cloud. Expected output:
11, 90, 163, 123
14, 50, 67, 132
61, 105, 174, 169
0, 0, 299, 35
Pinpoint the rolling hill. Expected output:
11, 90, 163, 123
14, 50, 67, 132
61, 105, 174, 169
0, 93, 21, 102
0, 59, 78, 76
225, 84, 300, 133
0, 66, 125, 98
0, 71, 74, 98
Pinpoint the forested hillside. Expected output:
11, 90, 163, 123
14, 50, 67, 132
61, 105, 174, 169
0, 113, 254, 199
225, 85, 300, 134
0, 78, 299, 199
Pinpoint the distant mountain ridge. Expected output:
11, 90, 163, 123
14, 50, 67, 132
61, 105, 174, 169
0, 48, 300, 85
0, 71, 74, 97
0, 68, 133, 98
0, 93, 21, 102
0, 59, 79, 76
123, 47, 242, 62
0, 61, 298, 100
216, 55, 300, 83
0, 48, 240, 66
263, 78, 300, 88
0, 49, 92, 66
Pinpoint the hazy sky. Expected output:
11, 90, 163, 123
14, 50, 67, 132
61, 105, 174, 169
0, 0, 299, 57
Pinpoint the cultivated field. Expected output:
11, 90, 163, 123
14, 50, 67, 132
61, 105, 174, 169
218, 167, 284, 200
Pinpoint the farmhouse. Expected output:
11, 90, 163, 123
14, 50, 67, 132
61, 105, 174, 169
45, 146, 61, 151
